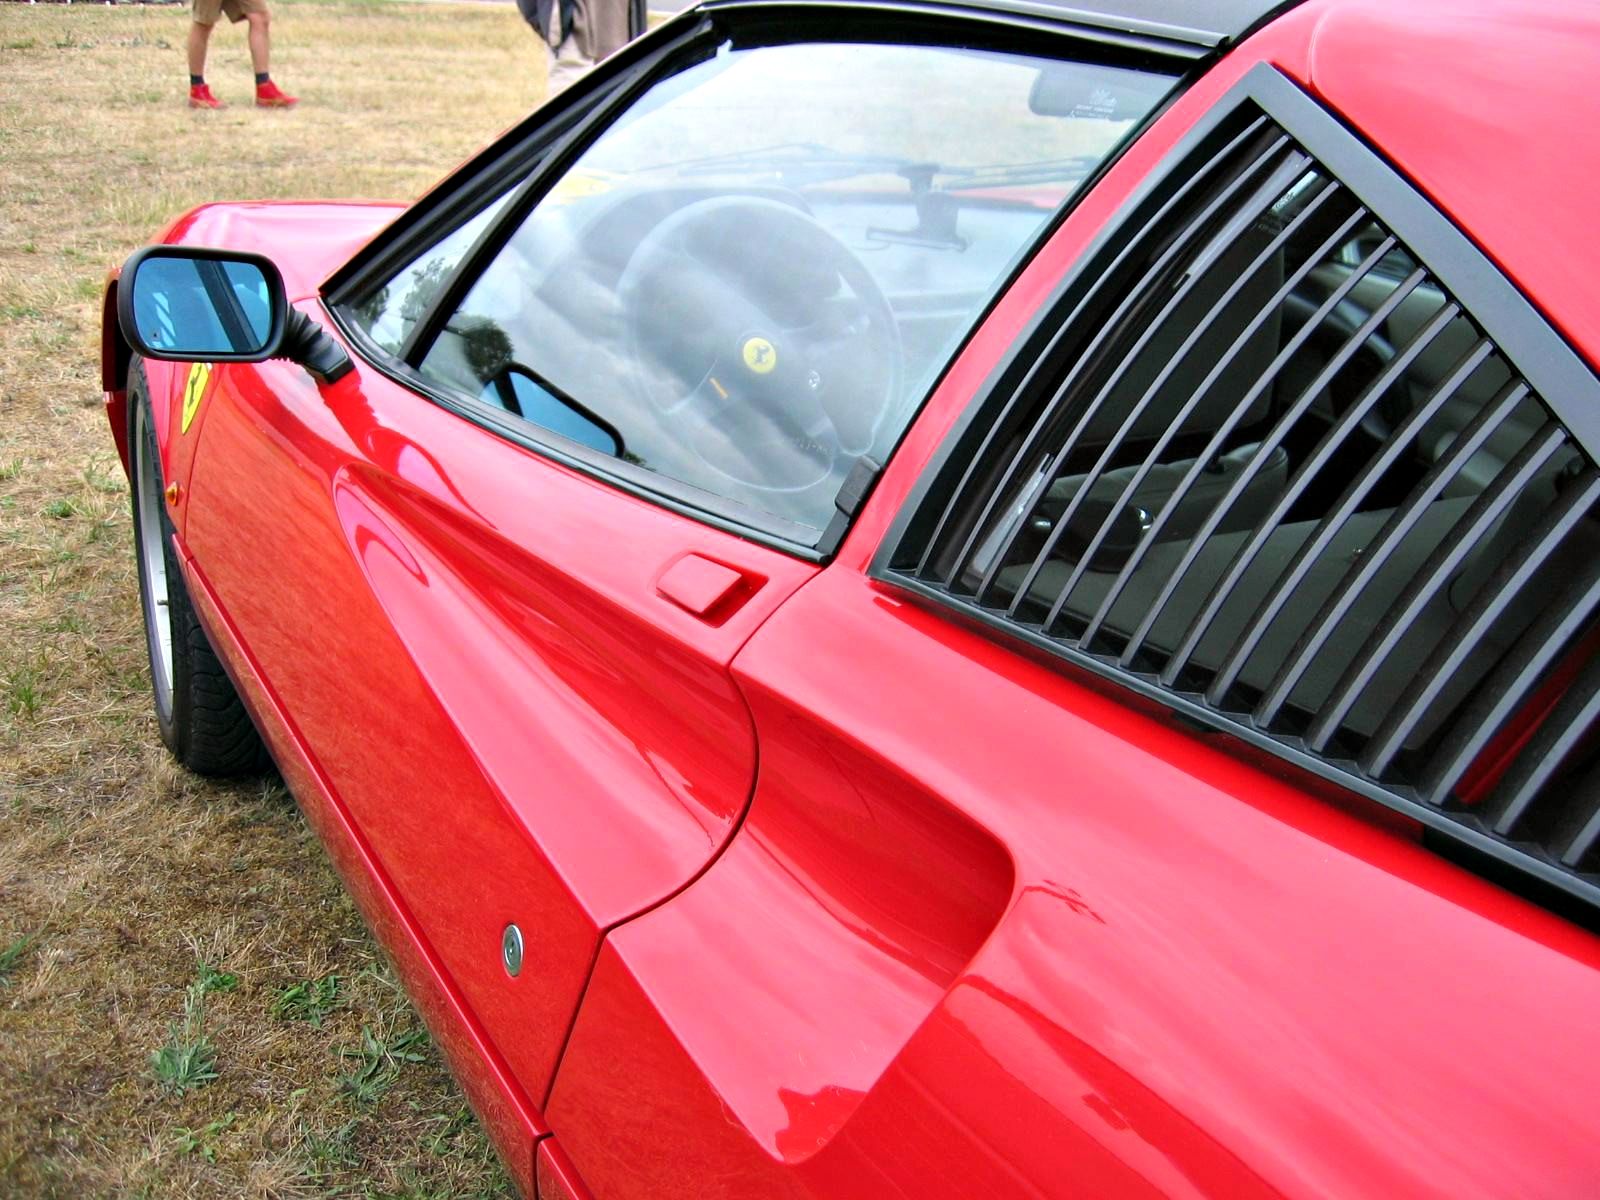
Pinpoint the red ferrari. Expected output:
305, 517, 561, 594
102, 0, 1600, 1195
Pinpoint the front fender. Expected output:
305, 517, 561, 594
100, 267, 190, 487
100, 197, 403, 513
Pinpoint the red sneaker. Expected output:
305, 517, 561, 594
188, 84, 225, 110
255, 81, 298, 109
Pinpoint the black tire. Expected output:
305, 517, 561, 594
128, 358, 272, 777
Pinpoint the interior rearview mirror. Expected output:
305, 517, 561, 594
118, 245, 288, 362
1028, 61, 1172, 121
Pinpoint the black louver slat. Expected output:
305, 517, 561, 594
1360, 484, 1600, 777
1252, 415, 1558, 735
1305, 380, 1535, 752
977, 168, 1340, 607
1075, 204, 1374, 648
882, 92, 1600, 914
1207, 337, 1498, 711
1417, 544, 1600, 807
1156, 282, 1448, 685
921, 114, 1281, 582
1029, 186, 1352, 629
981, 150, 1320, 611
1488, 654, 1600, 837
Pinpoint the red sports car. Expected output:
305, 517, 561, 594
102, 0, 1600, 1195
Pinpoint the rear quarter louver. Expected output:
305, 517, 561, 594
876, 65, 1600, 919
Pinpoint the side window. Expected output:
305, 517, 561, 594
411, 41, 1173, 544
343, 192, 513, 356
885, 83, 1600, 903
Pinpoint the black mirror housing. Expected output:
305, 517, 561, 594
118, 245, 289, 363
117, 244, 353, 385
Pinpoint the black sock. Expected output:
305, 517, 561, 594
255, 72, 269, 86
190, 74, 204, 86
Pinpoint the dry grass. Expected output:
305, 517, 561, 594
0, 3, 549, 1194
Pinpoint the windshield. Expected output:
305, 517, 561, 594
404, 40, 1174, 540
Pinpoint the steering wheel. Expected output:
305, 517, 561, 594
618, 195, 902, 494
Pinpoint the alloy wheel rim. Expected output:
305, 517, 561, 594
134, 404, 175, 719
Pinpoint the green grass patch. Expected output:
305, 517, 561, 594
271, 973, 343, 1027
338, 1024, 429, 1106
0, 935, 36, 985
150, 973, 224, 1095
173, 1113, 235, 1162
4, 657, 47, 719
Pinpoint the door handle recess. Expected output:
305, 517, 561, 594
655, 553, 759, 623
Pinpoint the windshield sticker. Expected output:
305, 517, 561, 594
1071, 87, 1120, 120
181, 361, 213, 434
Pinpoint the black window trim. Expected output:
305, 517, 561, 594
698, 0, 1309, 52
324, 2, 1203, 560
869, 62, 1600, 919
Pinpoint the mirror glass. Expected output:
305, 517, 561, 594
481, 367, 623, 458
129, 255, 277, 356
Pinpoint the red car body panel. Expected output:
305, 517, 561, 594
1297, 0, 1600, 373
163, 200, 406, 300
552, 559, 1600, 1199
103, 0, 1600, 1195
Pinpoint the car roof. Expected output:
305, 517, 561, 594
694, 0, 1302, 51
1298, 0, 1600, 371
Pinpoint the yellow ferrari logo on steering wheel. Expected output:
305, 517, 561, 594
741, 336, 777, 375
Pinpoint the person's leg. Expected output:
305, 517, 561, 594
242, 3, 298, 108
186, 20, 212, 78
244, 8, 270, 76
186, 16, 225, 107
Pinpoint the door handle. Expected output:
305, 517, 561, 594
655, 553, 760, 623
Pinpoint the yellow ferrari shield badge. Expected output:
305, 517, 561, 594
741, 336, 777, 375
180, 362, 213, 434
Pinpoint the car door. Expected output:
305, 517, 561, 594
540, 59, 1600, 1200
175, 37, 832, 1133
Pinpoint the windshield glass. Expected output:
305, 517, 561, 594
408, 40, 1173, 541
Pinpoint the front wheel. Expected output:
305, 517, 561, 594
129, 359, 271, 776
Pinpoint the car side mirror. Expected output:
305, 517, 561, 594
118, 245, 352, 384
